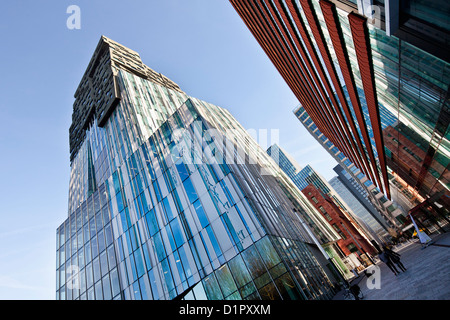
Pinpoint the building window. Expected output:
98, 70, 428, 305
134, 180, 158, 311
318, 206, 332, 221
311, 196, 318, 204
332, 224, 346, 240
347, 243, 360, 255
183, 177, 198, 204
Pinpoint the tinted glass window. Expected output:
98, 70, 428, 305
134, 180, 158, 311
183, 177, 198, 204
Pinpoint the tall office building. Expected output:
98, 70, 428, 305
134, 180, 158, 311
266, 144, 334, 195
329, 165, 390, 239
56, 36, 343, 301
229, 0, 449, 231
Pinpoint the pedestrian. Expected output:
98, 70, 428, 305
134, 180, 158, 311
378, 250, 400, 275
384, 246, 407, 272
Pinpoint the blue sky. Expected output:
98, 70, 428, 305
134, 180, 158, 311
0, 1, 337, 299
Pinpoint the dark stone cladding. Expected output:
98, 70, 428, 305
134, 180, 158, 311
69, 36, 183, 162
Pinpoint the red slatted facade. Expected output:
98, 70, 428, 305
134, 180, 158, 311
347, 12, 390, 198
230, 0, 391, 199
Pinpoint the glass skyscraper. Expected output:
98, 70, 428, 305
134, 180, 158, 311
230, 0, 449, 233
267, 145, 335, 201
329, 165, 390, 240
56, 36, 342, 301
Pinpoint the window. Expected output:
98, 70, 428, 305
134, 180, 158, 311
403, 146, 423, 162
91, 235, 99, 257
215, 264, 238, 298
145, 209, 159, 236
202, 273, 223, 300
152, 181, 162, 202
241, 245, 266, 279
162, 197, 174, 221
255, 237, 281, 269
99, 251, 109, 277
183, 177, 198, 204
275, 273, 302, 300
110, 268, 121, 298
173, 250, 187, 283
97, 229, 105, 253
176, 160, 190, 181
332, 224, 346, 240
311, 196, 318, 204
116, 191, 125, 212
347, 243, 360, 254
153, 232, 166, 262
170, 218, 185, 248
93, 257, 101, 283
193, 199, 209, 228
102, 274, 112, 300
112, 171, 121, 194
205, 225, 223, 260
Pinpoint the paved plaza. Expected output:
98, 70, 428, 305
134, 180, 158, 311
333, 232, 450, 300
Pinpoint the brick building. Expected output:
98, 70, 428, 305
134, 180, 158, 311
302, 185, 377, 263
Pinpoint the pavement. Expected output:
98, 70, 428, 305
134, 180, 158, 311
332, 232, 450, 300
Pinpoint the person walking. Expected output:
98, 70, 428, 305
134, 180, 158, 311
378, 250, 400, 276
384, 246, 407, 272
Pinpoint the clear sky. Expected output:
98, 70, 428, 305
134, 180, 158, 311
0, 0, 337, 299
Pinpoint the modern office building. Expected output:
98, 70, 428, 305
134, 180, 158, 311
266, 144, 333, 195
56, 36, 344, 301
229, 0, 449, 232
329, 165, 390, 240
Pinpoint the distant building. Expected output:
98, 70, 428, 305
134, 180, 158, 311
267, 144, 380, 238
303, 184, 377, 271
329, 165, 390, 241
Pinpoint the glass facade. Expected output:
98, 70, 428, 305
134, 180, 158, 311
298, 0, 449, 210
183, 235, 328, 300
329, 174, 389, 240
267, 145, 339, 207
57, 37, 341, 300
